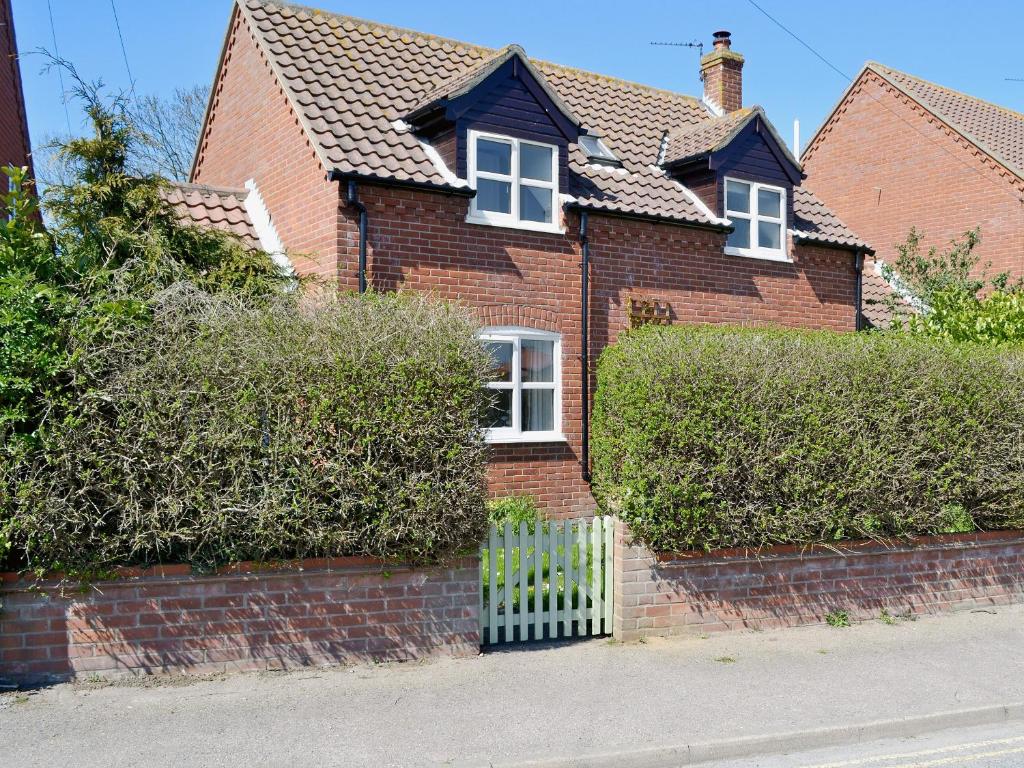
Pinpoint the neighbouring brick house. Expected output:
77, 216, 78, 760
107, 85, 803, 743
803, 62, 1024, 327
1, 0, 32, 178
189, 0, 870, 517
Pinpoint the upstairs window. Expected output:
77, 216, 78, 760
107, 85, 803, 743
479, 327, 563, 443
467, 131, 561, 233
724, 178, 788, 262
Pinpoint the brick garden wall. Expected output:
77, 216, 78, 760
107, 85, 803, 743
0, 557, 479, 685
612, 522, 1024, 641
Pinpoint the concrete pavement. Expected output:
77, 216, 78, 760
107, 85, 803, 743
2, 605, 1024, 767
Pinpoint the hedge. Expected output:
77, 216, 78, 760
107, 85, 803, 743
1, 287, 491, 572
591, 325, 1024, 553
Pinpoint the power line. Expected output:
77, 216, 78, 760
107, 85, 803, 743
745, 0, 1024, 207
109, 0, 134, 93
46, 0, 71, 134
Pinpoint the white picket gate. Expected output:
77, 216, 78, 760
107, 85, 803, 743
480, 516, 614, 645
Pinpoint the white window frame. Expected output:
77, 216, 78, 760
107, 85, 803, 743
723, 177, 790, 262
466, 130, 564, 235
478, 326, 564, 444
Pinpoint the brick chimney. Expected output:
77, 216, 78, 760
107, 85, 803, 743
700, 31, 744, 114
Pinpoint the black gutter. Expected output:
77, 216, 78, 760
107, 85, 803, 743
345, 180, 368, 294
329, 170, 476, 198
854, 248, 865, 331
579, 211, 591, 484
566, 203, 732, 234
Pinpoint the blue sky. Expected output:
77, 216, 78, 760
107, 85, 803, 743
12, 0, 1024, 158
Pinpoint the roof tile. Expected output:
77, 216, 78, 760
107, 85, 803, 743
869, 63, 1024, 178
235, 0, 863, 242
163, 182, 260, 250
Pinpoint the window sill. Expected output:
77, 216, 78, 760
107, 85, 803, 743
724, 246, 792, 263
485, 432, 568, 445
465, 214, 566, 236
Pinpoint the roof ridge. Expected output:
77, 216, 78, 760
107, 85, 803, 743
867, 61, 1024, 124
250, 0, 702, 107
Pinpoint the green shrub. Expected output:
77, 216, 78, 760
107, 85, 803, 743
487, 495, 541, 530
3, 288, 491, 572
591, 325, 1024, 553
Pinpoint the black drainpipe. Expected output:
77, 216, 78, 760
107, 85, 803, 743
346, 180, 368, 294
579, 211, 591, 483
854, 249, 864, 331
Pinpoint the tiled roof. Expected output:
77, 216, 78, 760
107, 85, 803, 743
860, 262, 918, 329
790, 188, 872, 252
867, 63, 1024, 179
662, 108, 755, 166
406, 44, 582, 131
234, 0, 863, 243
163, 182, 260, 250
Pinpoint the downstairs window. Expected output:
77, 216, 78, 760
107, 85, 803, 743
479, 327, 563, 443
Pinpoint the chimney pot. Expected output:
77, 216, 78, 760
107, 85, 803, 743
712, 30, 732, 49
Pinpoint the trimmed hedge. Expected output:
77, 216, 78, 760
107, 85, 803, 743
591, 325, 1024, 553
2, 287, 491, 572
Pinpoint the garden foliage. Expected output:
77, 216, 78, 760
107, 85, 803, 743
881, 228, 1024, 344
3, 289, 491, 572
592, 325, 1024, 553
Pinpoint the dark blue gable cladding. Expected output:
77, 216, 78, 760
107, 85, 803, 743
712, 118, 801, 220
413, 54, 581, 195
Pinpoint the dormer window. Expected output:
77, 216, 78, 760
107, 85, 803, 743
467, 130, 562, 234
723, 177, 788, 262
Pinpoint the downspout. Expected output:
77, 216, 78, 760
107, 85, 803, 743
579, 211, 591, 483
854, 249, 864, 331
346, 180, 368, 294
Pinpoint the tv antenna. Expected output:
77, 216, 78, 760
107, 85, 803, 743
651, 40, 704, 56
651, 40, 705, 78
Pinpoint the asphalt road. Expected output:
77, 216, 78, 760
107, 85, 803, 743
701, 722, 1024, 768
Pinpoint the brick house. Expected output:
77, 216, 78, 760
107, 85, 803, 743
803, 62, 1024, 327
189, 0, 869, 517
0, 0, 32, 177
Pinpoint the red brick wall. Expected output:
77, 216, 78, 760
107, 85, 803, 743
0, 0, 31, 172
803, 69, 1024, 278
192, 7, 342, 281
0, 558, 479, 684
342, 184, 857, 516
612, 522, 1024, 641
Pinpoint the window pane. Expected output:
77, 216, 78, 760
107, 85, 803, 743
477, 178, 511, 214
477, 138, 511, 175
726, 180, 750, 214
484, 341, 513, 382
520, 185, 553, 223
521, 339, 554, 383
758, 220, 783, 250
727, 218, 750, 249
521, 389, 554, 432
484, 389, 513, 429
520, 143, 553, 181
758, 187, 782, 218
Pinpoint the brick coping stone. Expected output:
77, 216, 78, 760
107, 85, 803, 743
652, 529, 1024, 564
0, 554, 478, 589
